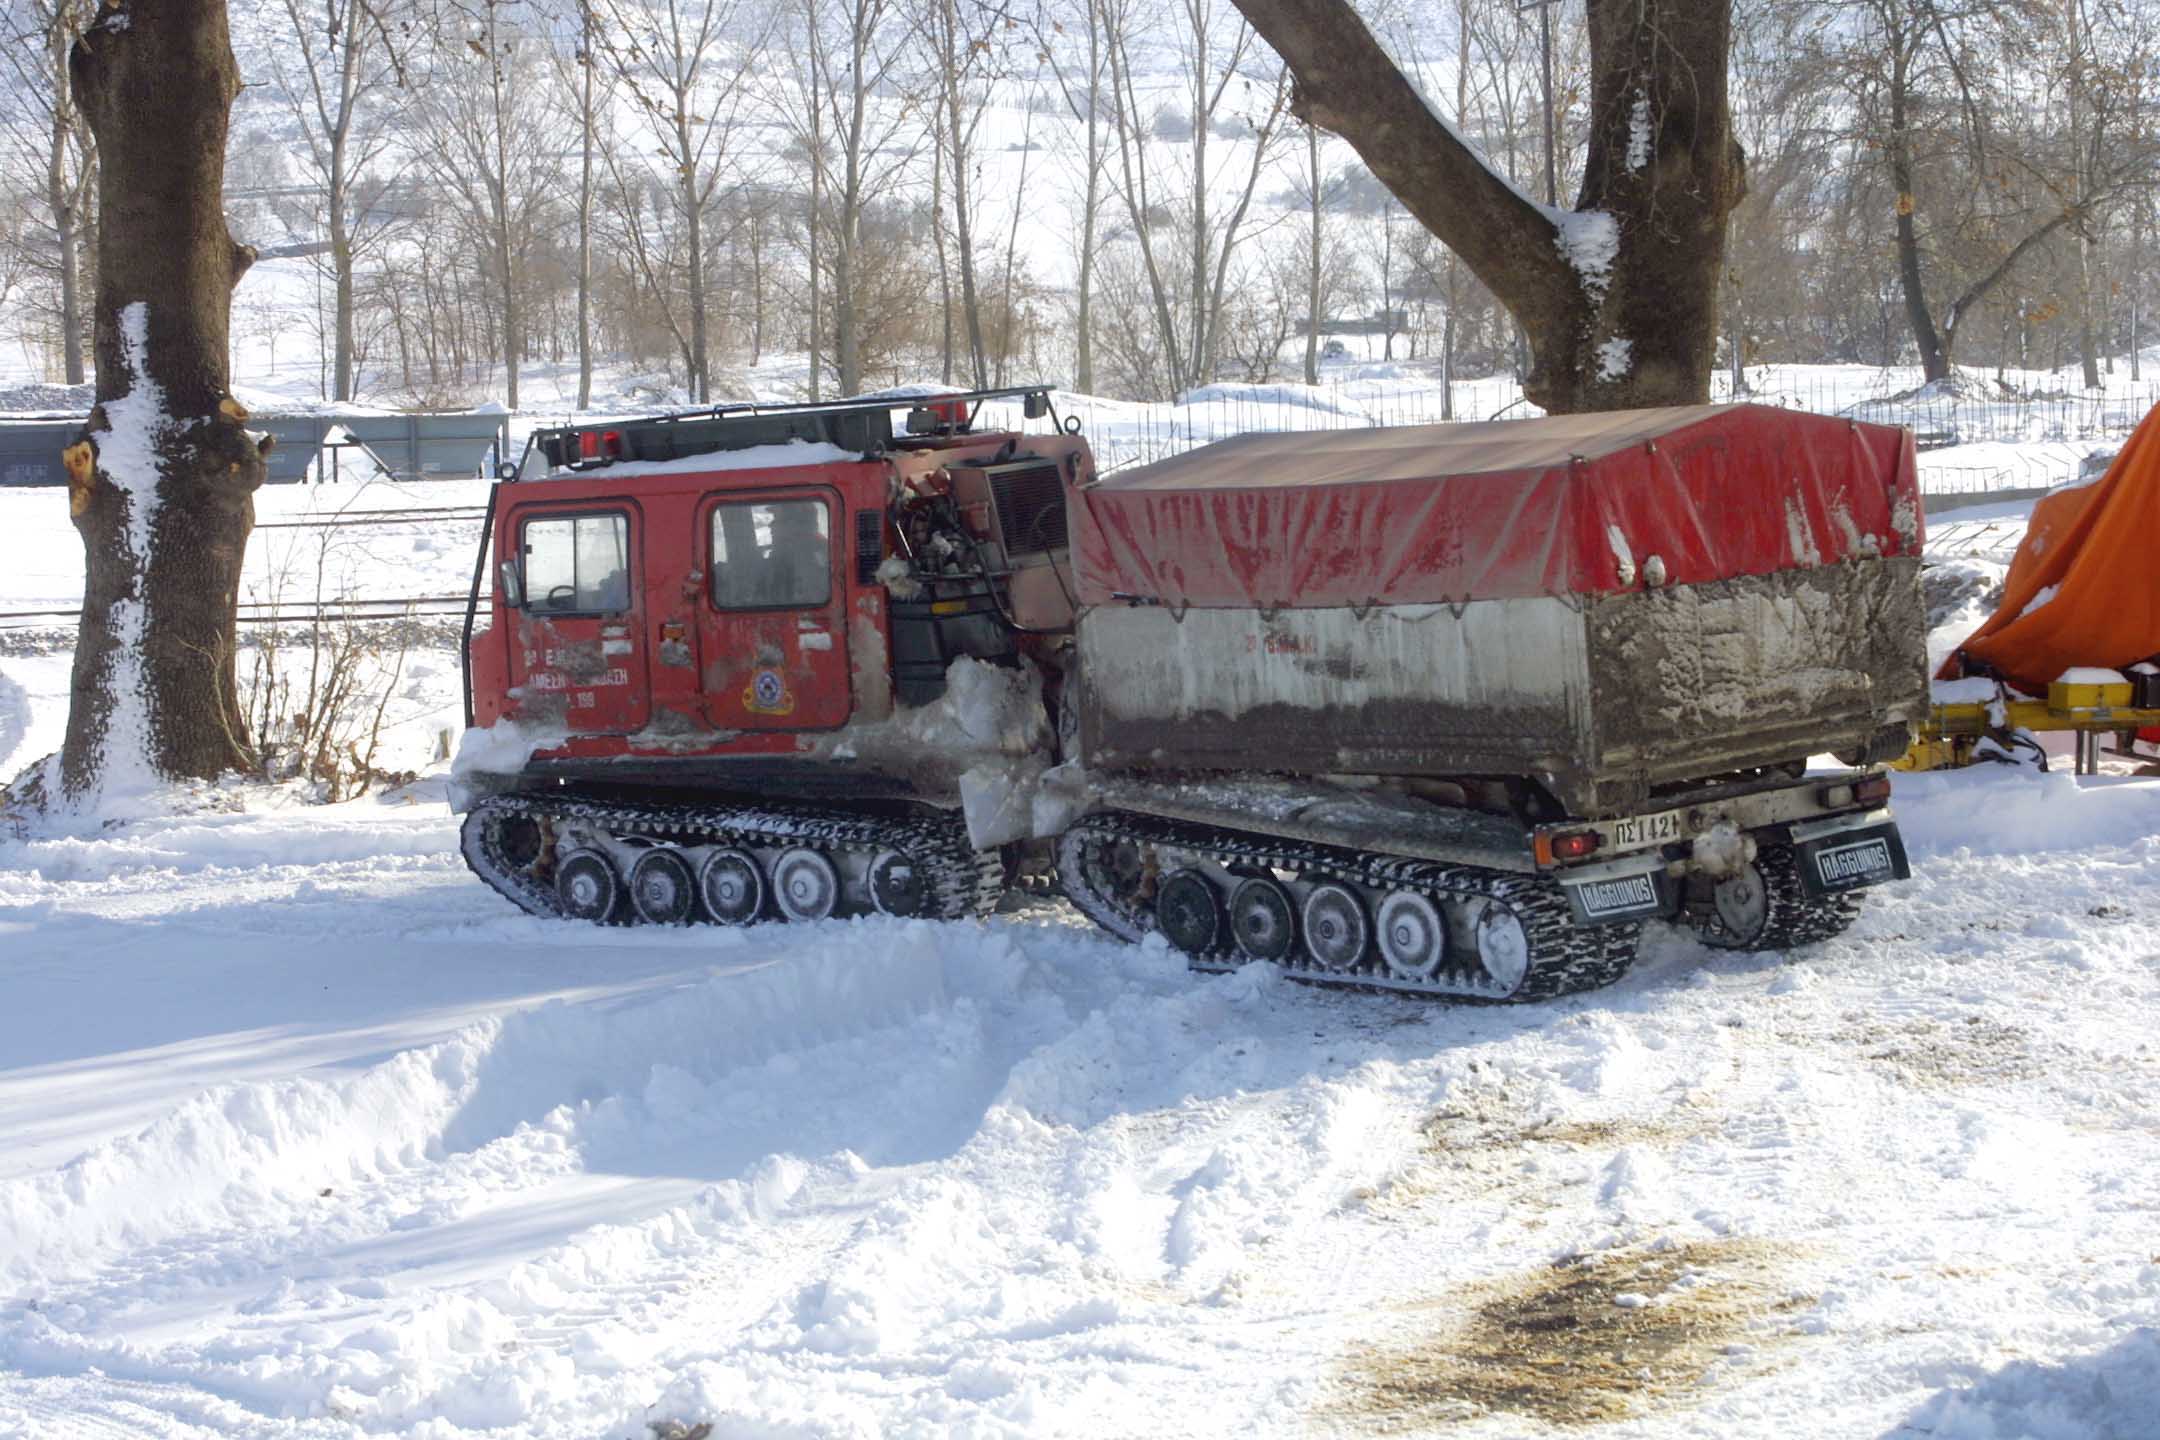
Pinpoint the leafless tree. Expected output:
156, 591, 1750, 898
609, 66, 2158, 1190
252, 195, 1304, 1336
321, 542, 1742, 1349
591, 0, 772, 402
920, 0, 1001, 386
1813, 0, 2157, 382
1035, 0, 1113, 391
257, 0, 417, 401
0, 0, 96, 384
1101, 0, 1290, 395
418, 0, 560, 410
794, 0, 925, 395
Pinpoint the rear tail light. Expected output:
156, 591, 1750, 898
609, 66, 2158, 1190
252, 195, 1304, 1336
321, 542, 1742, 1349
1536, 829, 1602, 865
1819, 774, 1893, 810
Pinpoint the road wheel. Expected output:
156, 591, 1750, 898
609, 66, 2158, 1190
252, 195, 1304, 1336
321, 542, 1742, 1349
1229, 876, 1297, 962
629, 848, 697, 925
555, 849, 622, 923
772, 848, 841, 922
1157, 868, 1226, 957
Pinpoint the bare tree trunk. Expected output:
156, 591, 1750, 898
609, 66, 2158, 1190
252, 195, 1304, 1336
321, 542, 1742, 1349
2077, 232, 2100, 389
996, 100, 1037, 386
57, 0, 268, 799
678, 108, 709, 403
833, 0, 867, 397
1073, 4, 1102, 394
833, 212, 858, 395
1303, 125, 1320, 386
1104, 0, 1183, 394
1885, 46, 1947, 382
44, 13, 87, 386
55, 199, 84, 385
2134, 194, 2147, 383
1725, 264, 1744, 395
807, 32, 823, 402
576, 0, 595, 408
932, 114, 953, 384
1440, 284, 1456, 420
330, 161, 355, 400
749, 205, 766, 366
1185, 0, 1208, 386
938, 0, 987, 387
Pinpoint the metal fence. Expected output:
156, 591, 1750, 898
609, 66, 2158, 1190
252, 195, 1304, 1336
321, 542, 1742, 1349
0, 410, 509, 487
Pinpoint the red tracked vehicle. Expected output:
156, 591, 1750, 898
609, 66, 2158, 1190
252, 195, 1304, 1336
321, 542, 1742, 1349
455, 386, 1927, 1001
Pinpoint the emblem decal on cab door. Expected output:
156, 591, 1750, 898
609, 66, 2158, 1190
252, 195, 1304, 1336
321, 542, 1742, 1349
744, 668, 796, 716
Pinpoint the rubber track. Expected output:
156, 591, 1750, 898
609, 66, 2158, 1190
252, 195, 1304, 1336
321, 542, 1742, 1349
1056, 810, 1640, 1002
462, 793, 1005, 924
1699, 843, 1864, 951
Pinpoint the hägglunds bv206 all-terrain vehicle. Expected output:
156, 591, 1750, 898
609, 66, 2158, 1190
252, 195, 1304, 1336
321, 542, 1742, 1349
453, 387, 1929, 1001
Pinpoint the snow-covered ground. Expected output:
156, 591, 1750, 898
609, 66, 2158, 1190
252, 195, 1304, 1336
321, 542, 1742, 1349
3, 754, 2160, 1438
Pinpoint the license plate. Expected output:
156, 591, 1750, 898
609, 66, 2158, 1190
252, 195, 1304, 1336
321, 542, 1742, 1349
1608, 806, 1686, 848
1798, 826, 1908, 895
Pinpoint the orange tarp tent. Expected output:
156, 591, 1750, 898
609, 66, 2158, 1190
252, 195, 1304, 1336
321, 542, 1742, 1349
1942, 402, 2160, 695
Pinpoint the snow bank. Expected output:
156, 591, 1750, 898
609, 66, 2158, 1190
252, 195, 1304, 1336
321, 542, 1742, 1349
1178, 382, 1369, 421
1892, 765, 2160, 858
0, 921, 974, 1292
1896, 1331, 2160, 1439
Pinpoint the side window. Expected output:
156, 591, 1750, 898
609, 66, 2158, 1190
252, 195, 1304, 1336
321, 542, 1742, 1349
711, 498, 831, 609
522, 512, 631, 613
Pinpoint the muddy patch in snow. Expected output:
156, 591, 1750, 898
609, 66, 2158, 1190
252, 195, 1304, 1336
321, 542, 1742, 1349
1791, 1013, 2038, 1088
1337, 1239, 1801, 1427
1419, 1102, 1714, 1157
1362, 1095, 1717, 1219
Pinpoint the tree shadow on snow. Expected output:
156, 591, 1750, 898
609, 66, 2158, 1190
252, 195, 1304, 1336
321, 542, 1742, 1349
1884, 1330, 2160, 1439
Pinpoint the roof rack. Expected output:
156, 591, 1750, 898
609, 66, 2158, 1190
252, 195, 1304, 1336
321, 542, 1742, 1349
512, 384, 1062, 478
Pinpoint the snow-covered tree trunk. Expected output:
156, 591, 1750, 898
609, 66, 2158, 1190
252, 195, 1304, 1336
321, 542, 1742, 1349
56, 0, 267, 800
1228, 0, 1746, 412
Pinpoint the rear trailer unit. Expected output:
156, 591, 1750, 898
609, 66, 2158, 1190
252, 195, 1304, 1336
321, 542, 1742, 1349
1065, 404, 1928, 816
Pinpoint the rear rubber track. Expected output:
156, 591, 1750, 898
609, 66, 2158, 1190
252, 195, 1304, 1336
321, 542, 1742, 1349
1057, 810, 1640, 1002
1701, 843, 1865, 952
461, 792, 1004, 924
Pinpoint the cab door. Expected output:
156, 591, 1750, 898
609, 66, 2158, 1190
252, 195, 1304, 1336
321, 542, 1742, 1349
505, 505, 650, 734
697, 489, 852, 731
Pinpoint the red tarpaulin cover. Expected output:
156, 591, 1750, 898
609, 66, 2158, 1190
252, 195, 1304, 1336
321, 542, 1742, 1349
1070, 404, 1921, 608
1941, 403, 2160, 698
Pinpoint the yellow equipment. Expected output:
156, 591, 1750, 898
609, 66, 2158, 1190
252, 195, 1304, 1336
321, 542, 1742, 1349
1898, 680, 2160, 775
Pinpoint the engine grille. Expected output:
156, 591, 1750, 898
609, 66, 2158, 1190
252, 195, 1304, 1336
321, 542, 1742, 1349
990, 462, 1068, 557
